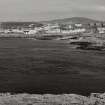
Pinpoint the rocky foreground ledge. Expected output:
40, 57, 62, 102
0, 93, 105, 105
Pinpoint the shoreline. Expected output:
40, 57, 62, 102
0, 92, 104, 105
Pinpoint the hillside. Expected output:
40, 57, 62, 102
0, 22, 43, 29
42, 17, 101, 24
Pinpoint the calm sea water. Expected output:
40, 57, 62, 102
0, 38, 105, 96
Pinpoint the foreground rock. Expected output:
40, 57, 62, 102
0, 93, 105, 105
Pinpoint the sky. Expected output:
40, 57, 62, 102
0, 0, 105, 21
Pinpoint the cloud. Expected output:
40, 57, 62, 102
97, 6, 105, 11
0, 0, 105, 21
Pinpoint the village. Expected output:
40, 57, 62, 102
0, 22, 105, 36
0, 22, 105, 50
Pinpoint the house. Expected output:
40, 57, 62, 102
4, 29, 12, 34
75, 23, 82, 27
11, 29, 24, 34
61, 28, 86, 34
97, 27, 105, 34
46, 28, 61, 34
44, 23, 59, 31
27, 30, 37, 35
43, 23, 60, 34
68, 24, 73, 29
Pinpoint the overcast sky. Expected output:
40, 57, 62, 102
0, 0, 105, 21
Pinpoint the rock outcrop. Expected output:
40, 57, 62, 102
0, 93, 105, 105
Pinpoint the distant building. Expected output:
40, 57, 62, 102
61, 28, 86, 34
4, 29, 12, 34
75, 23, 82, 27
46, 28, 61, 34
44, 23, 60, 31
11, 29, 24, 34
26, 30, 37, 35
43, 23, 60, 34
97, 27, 105, 34
68, 24, 73, 29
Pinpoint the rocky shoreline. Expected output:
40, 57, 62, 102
0, 93, 105, 105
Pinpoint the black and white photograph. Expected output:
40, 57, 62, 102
0, 0, 105, 105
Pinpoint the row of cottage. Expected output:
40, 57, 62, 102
0, 23, 105, 35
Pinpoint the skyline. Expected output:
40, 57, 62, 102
0, 0, 105, 21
